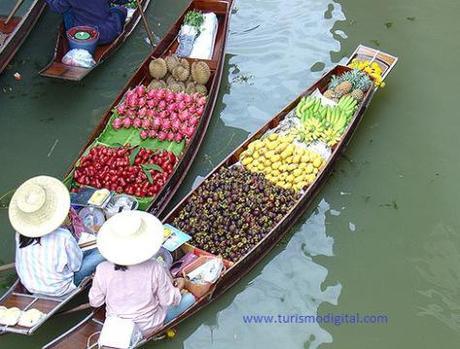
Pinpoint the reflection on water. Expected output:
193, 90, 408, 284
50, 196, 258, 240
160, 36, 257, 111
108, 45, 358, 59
223, 0, 345, 132
413, 223, 460, 331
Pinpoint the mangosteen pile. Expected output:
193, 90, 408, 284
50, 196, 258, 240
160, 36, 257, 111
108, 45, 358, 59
171, 166, 299, 262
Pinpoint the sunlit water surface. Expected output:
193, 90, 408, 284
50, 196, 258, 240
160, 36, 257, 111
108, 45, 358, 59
1, 0, 460, 347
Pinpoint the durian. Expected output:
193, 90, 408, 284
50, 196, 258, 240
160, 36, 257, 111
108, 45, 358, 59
172, 65, 190, 82
165, 54, 180, 73
148, 79, 167, 90
166, 75, 176, 85
179, 58, 190, 71
195, 84, 208, 95
351, 89, 364, 101
334, 81, 352, 95
149, 58, 167, 79
185, 81, 196, 94
168, 81, 185, 93
191, 61, 211, 85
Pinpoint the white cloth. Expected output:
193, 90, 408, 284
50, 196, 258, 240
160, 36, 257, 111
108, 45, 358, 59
189, 13, 218, 60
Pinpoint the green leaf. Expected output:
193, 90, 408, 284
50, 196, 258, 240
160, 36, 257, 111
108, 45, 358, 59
129, 146, 141, 166
142, 167, 154, 184
142, 163, 163, 173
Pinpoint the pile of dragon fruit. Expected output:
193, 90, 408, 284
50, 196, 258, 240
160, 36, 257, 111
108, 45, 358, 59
112, 85, 206, 143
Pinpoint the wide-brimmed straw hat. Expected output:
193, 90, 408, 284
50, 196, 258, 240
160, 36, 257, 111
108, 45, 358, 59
8, 176, 70, 238
97, 210, 164, 266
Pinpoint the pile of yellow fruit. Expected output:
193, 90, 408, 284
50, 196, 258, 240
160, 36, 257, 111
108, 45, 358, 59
240, 133, 325, 191
348, 59, 385, 87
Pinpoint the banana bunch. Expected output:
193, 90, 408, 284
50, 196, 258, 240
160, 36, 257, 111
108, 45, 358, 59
336, 95, 358, 122
294, 95, 359, 146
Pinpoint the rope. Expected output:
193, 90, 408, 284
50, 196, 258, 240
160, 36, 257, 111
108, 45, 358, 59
86, 331, 100, 349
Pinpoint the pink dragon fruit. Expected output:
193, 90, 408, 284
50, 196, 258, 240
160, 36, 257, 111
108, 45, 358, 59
152, 117, 161, 130
138, 97, 147, 107
161, 118, 171, 130
140, 130, 149, 139
116, 103, 126, 115
122, 118, 132, 128
166, 132, 175, 141
138, 107, 147, 118
112, 118, 123, 129
142, 119, 151, 129
188, 116, 199, 126
157, 131, 167, 141
158, 100, 167, 110
135, 85, 146, 97
171, 118, 181, 131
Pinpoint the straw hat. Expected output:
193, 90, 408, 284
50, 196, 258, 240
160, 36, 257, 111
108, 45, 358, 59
8, 176, 70, 238
97, 210, 164, 266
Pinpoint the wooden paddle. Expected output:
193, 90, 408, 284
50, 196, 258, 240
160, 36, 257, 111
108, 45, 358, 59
0, 262, 15, 273
5, 0, 26, 25
135, 0, 156, 48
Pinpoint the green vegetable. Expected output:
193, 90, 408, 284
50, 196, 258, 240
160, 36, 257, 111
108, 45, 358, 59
184, 10, 204, 31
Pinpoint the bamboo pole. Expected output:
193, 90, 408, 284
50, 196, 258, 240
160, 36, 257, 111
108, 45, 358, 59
135, 0, 156, 48
5, 0, 26, 25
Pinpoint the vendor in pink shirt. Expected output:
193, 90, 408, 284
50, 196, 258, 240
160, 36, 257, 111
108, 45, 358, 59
88, 210, 195, 338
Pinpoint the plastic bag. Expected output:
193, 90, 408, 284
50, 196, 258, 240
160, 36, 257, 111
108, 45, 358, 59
176, 25, 198, 57
62, 49, 96, 68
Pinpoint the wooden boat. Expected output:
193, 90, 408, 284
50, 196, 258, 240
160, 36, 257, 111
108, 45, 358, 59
0, 0, 46, 75
0, 0, 232, 337
43, 45, 397, 349
62, 0, 232, 217
39, 0, 152, 81
0, 278, 91, 335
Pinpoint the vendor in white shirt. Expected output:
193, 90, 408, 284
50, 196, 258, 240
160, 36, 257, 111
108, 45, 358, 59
9, 176, 105, 297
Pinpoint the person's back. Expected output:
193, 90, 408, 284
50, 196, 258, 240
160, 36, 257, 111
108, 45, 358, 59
45, 0, 127, 44
15, 228, 82, 297
89, 259, 181, 336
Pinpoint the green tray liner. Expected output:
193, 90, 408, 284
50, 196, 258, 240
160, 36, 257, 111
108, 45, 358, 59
68, 113, 186, 211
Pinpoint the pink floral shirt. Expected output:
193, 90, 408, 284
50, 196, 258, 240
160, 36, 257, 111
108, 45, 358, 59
88, 259, 181, 336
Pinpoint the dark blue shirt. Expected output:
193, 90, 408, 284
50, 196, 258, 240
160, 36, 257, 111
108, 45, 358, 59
45, 0, 128, 44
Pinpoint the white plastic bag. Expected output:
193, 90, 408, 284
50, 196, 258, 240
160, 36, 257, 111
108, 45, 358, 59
62, 49, 96, 68
189, 13, 218, 60
98, 316, 143, 349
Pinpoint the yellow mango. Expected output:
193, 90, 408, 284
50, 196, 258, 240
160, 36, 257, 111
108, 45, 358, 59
301, 154, 310, 163
241, 157, 253, 166
313, 158, 323, 168
293, 168, 303, 177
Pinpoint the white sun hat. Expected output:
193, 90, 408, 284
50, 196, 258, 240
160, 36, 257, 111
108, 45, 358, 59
97, 210, 164, 266
8, 176, 70, 238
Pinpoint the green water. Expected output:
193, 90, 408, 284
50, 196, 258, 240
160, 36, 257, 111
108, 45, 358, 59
1, 0, 460, 347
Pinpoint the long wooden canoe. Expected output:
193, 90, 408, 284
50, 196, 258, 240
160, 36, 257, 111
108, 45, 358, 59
0, 0, 46, 75
62, 0, 232, 217
0, 0, 231, 337
43, 46, 397, 349
39, 0, 151, 81
0, 278, 91, 335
